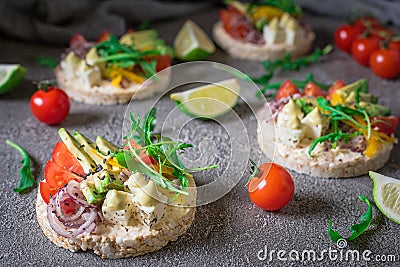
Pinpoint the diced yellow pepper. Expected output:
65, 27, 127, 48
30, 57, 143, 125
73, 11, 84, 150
251, 6, 284, 21
331, 92, 343, 106
111, 75, 122, 87
364, 136, 380, 158
120, 69, 145, 84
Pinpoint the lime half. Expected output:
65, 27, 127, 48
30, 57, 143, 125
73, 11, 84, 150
170, 78, 241, 119
174, 20, 215, 61
0, 64, 27, 95
369, 171, 400, 224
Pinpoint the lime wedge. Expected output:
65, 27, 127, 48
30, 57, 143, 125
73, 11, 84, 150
170, 78, 240, 119
0, 64, 27, 95
369, 171, 400, 224
174, 20, 215, 61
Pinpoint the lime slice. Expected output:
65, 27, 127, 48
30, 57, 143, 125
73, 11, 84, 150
0, 64, 27, 95
170, 78, 240, 119
369, 171, 400, 224
174, 20, 215, 61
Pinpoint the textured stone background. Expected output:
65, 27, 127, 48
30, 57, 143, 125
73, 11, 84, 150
0, 8, 399, 267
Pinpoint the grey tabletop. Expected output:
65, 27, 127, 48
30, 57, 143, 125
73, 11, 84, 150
1, 8, 399, 267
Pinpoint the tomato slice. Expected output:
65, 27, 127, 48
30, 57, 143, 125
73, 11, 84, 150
371, 116, 399, 135
52, 142, 84, 176
39, 181, 58, 204
326, 80, 346, 100
69, 33, 88, 49
144, 55, 172, 72
303, 82, 325, 97
275, 80, 299, 100
97, 30, 110, 43
123, 139, 155, 165
45, 160, 83, 188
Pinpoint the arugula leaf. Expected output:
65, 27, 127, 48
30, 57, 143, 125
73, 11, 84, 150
6, 140, 37, 193
259, 0, 303, 16
35, 56, 58, 69
120, 108, 217, 196
328, 195, 372, 242
308, 131, 363, 156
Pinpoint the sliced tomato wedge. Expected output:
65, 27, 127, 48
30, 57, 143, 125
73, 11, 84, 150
371, 116, 399, 135
45, 160, 83, 188
124, 139, 155, 165
143, 54, 172, 73
275, 80, 299, 100
303, 82, 325, 97
52, 142, 84, 176
39, 181, 58, 204
69, 33, 88, 49
326, 80, 346, 100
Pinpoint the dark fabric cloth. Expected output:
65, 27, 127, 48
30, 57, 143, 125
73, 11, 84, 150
0, 0, 399, 44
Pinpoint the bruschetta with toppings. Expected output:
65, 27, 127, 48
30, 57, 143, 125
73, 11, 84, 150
55, 30, 173, 105
213, 0, 315, 61
257, 79, 398, 178
36, 108, 216, 258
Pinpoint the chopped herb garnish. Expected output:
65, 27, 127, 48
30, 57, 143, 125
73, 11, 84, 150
6, 140, 37, 193
117, 108, 218, 196
328, 195, 372, 242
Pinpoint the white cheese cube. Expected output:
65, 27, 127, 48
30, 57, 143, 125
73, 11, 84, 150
263, 17, 286, 45
102, 190, 136, 227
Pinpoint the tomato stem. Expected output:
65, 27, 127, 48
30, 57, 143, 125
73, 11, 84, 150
248, 159, 261, 178
33, 79, 56, 92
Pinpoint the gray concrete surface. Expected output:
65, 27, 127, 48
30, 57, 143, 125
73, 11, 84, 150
0, 8, 399, 267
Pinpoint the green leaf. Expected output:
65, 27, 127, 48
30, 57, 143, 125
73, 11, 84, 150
35, 56, 58, 69
328, 196, 373, 242
6, 140, 37, 193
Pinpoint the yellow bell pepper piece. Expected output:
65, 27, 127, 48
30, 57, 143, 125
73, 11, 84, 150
120, 69, 145, 84
111, 75, 122, 87
364, 136, 380, 158
251, 5, 284, 21
331, 92, 343, 106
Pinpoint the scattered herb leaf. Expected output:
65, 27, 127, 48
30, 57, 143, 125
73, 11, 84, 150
6, 140, 37, 193
35, 56, 58, 69
328, 195, 372, 242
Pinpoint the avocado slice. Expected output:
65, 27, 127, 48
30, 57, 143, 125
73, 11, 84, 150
58, 128, 96, 173
80, 180, 105, 205
119, 30, 158, 50
94, 169, 124, 194
359, 102, 391, 117
96, 136, 120, 155
345, 91, 378, 104
73, 131, 106, 169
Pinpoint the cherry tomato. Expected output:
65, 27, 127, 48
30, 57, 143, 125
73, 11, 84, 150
97, 30, 110, 43
275, 80, 299, 100
52, 142, 85, 176
369, 49, 400, 79
248, 162, 294, 211
371, 116, 399, 135
303, 81, 325, 97
388, 39, 400, 52
351, 37, 380, 66
326, 80, 346, 100
354, 17, 381, 31
370, 28, 394, 41
30, 86, 70, 125
69, 33, 88, 49
334, 24, 364, 53
219, 9, 264, 44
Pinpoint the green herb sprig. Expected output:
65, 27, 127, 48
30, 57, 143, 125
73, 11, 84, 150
260, 0, 303, 16
308, 97, 371, 156
95, 35, 160, 78
6, 140, 37, 193
252, 45, 332, 97
35, 56, 58, 69
117, 108, 218, 196
328, 195, 372, 242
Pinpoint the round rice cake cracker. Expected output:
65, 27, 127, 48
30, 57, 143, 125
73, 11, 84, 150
256, 103, 394, 178
55, 67, 171, 105
36, 179, 196, 259
212, 22, 315, 62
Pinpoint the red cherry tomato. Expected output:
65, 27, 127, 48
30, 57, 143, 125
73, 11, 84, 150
52, 142, 85, 176
248, 162, 294, 211
303, 81, 325, 97
388, 39, 400, 52
39, 181, 56, 204
144, 55, 172, 72
326, 80, 346, 100
334, 25, 364, 53
369, 49, 400, 79
351, 37, 380, 66
354, 17, 381, 30
371, 116, 399, 135
97, 30, 110, 43
275, 80, 299, 100
30, 86, 70, 125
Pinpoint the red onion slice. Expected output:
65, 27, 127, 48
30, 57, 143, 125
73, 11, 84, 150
65, 180, 95, 208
